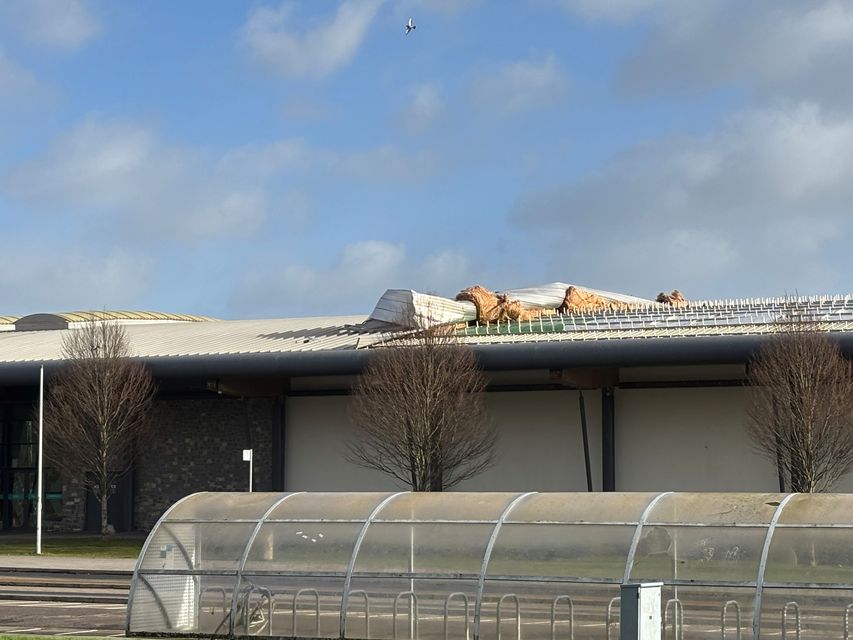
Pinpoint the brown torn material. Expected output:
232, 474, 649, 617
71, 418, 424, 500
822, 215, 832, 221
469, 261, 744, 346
656, 290, 688, 305
558, 286, 634, 314
455, 285, 543, 323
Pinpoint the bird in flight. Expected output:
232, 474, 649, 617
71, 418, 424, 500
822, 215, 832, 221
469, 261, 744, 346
405, 17, 416, 34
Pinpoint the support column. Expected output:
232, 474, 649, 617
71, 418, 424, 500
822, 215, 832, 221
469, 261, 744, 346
271, 395, 286, 491
578, 391, 593, 492
602, 387, 616, 491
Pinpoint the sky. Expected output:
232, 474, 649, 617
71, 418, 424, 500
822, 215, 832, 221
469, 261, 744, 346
1, 0, 852, 319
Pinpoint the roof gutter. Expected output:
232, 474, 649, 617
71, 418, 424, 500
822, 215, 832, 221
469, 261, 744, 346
3, 333, 853, 385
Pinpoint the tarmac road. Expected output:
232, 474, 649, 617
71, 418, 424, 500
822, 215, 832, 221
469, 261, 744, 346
0, 598, 126, 637
0, 558, 133, 637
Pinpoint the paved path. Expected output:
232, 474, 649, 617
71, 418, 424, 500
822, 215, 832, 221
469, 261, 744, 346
0, 555, 135, 572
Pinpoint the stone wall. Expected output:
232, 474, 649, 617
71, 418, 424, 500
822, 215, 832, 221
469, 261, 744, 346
49, 473, 86, 532
133, 396, 275, 531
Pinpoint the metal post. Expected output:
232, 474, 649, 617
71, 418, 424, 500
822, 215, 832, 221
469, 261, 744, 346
496, 594, 521, 640
781, 602, 800, 640
602, 387, 616, 491
36, 364, 44, 555
578, 392, 593, 492
606, 597, 620, 640
550, 596, 573, 640
721, 600, 742, 640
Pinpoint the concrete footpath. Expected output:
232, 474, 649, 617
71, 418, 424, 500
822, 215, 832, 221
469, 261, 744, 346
0, 555, 135, 572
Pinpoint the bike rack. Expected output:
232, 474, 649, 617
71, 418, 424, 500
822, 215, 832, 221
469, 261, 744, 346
444, 592, 470, 640
550, 595, 573, 640
721, 600, 742, 640
393, 591, 419, 640
497, 594, 522, 640
782, 602, 800, 640
240, 584, 273, 636
606, 597, 620, 640
664, 598, 683, 640
198, 586, 228, 615
345, 590, 370, 640
844, 604, 853, 640
290, 588, 321, 638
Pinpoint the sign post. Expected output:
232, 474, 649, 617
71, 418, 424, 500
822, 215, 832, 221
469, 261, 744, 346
242, 449, 253, 492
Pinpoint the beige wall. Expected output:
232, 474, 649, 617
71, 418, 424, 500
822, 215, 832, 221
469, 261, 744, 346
285, 390, 601, 492
285, 385, 853, 494
285, 396, 395, 491
614, 387, 778, 491
458, 390, 601, 491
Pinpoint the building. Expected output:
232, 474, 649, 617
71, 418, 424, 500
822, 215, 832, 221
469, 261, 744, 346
1, 285, 852, 533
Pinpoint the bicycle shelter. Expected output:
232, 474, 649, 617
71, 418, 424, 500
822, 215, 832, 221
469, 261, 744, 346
126, 491, 853, 639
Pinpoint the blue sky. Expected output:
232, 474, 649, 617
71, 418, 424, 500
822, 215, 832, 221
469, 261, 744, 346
1, 0, 852, 319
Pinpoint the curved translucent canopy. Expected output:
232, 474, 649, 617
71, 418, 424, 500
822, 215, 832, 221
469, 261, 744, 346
127, 492, 853, 640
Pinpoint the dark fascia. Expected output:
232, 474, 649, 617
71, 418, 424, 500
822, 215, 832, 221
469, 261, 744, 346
4, 333, 853, 385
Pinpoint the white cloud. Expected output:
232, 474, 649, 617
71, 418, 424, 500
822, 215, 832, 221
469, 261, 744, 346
240, 0, 384, 78
394, 0, 483, 19
4, 118, 442, 256
561, 0, 853, 105
231, 241, 472, 317
0, 248, 152, 314
556, 0, 698, 23
222, 137, 439, 184
281, 97, 336, 121
509, 102, 853, 297
468, 55, 569, 116
3, 118, 266, 242
0, 0, 100, 50
330, 145, 438, 183
0, 50, 40, 98
396, 82, 444, 135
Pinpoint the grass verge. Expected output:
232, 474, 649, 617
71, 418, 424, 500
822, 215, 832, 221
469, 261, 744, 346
0, 533, 144, 558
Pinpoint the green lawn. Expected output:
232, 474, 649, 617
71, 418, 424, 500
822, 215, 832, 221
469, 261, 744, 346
0, 533, 145, 558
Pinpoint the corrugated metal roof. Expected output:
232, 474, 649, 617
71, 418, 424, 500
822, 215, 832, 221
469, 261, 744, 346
2, 296, 853, 366
0, 315, 376, 364
0, 316, 18, 324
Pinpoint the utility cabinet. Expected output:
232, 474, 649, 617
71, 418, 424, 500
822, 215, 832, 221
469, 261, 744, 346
621, 582, 662, 640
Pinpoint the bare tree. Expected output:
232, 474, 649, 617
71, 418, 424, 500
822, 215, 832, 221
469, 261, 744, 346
348, 326, 496, 491
746, 326, 853, 493
43, 319, 156, 534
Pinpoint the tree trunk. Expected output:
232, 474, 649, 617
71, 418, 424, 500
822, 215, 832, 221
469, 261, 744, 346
100, 492, 109, 536
429, 468, 443, 492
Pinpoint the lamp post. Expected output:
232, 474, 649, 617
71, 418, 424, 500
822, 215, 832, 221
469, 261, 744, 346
36, 364, 44, 555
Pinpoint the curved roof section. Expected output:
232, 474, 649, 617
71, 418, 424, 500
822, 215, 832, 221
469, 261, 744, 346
56, 310, 214, 322
0, 316, 19, 332
14, 310, 215, 332
127, 491, 853, 639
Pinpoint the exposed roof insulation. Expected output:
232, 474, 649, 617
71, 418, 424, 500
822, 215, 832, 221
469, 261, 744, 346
368, 289, 477, 327
371, 282, 659, 328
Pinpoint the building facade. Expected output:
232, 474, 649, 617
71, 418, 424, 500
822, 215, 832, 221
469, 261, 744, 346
1, 294, 852, 532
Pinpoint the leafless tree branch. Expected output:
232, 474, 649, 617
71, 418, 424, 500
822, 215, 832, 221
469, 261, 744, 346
746, 317, 853, 493
347, 325, 496, 491
42, 319, 156, 533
